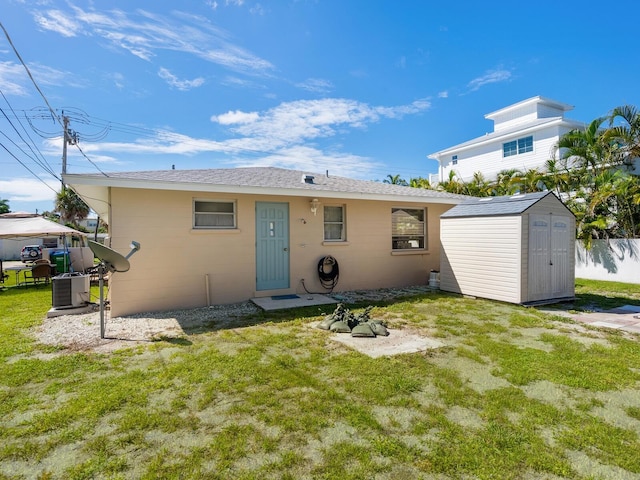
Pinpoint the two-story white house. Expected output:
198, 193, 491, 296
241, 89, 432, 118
428, 96, 585, 184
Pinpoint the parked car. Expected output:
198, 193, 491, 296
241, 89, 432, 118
20, 245, 42, 262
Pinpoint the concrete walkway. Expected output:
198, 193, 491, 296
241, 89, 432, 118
251, 293, 337, 311
539, 305, 640, 334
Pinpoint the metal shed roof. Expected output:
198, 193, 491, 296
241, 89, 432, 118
440, 191, 567, 218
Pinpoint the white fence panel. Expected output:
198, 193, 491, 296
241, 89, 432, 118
575, 239, 640, 284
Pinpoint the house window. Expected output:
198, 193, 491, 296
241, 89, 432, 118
392, 207, 426, 250
324, 205, 346, 241
503, 135, 533, 157
518, 136, 533, 153
193, 200, 236, 229
452, 155, 458, 165
503, 140, 518, 157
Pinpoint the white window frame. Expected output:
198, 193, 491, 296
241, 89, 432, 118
323, 205, 346, 241
392, 207, 427, 250
503, 135, 533, 157
193, 199, 237, 229
517, 136, 533, 154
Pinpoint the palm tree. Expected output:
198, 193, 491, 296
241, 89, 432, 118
607, 105, 640, 169
494, 169, 520, 196
542, 159, 571, 197
437, 171, 466, 195
383, 174, 408, 186
465, 172, 492, 197
516, 168, 546, 193
557, 117, 615, 176
408, 177, 431, 189
55, 188, 90, 226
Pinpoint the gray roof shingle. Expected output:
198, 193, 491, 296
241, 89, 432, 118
80, 167, 468, 201
440, 191, 559, 218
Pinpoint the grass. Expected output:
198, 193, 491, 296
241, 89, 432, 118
1, 278, 640, 479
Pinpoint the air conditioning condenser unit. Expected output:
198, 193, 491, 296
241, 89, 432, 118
52, 273, 90, 308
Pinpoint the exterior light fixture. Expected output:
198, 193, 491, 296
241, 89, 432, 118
310, 198, 320, 216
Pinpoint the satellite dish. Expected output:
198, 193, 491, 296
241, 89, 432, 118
88, 240, 130, 273
88, 240, 139, 339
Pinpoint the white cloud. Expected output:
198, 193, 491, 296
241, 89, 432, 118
295, 78, 333, 94
50, 97, 429, 179
438, 90, 448, 98
229, 145, 382, 178
250, 4, 266, 15
0, 177, 59, 203
0, 61, 86, 97
0, 61, 29, 95
110, 72, 125, 89
213, 110, 260, 125
220, 97, 431, 143
467, 67, 512, 92
32, 5, 275, 75
33, 9, 81, 37
158, 67, 205, 91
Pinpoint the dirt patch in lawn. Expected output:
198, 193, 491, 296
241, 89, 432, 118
328, 327, 445, 358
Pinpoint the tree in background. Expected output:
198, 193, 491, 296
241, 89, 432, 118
409, 177, 431, 189
55, 188, 90, 227
437, 171, 466, 195
383, 174, 408, 186
385, 104, 640, 241
0, 199, 9, 214
608, 105, 640, 167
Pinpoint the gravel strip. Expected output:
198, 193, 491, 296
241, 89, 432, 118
32, 286, 435, 353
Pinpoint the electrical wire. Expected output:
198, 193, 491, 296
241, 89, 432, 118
0, 21, 61, 127
71, 142, 109, 177
0, 94, 58, 178
0, 140, 58, 192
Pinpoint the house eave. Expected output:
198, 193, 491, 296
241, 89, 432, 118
427, 117, 584, 161
64, 173, 466, 226
484, 96, 574, 120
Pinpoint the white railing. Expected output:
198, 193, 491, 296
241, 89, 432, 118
575, 239, 640, 284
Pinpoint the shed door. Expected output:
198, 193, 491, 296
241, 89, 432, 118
528, 214, 571, 301
256, 202, 290, 291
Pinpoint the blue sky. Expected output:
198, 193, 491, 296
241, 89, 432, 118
1, 0, 639, 215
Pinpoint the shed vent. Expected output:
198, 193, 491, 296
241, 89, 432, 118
302, 174, 315, 184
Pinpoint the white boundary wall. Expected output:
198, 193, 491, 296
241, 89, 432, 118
575, 239, 640, 284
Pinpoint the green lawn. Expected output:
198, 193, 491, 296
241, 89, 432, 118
1, 279, 640, 479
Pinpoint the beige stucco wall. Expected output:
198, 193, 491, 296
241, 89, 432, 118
107, 187, 452, 316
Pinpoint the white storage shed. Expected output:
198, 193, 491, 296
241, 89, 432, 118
439, 191, 575, 304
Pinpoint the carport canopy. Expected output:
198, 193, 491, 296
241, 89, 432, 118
0, 216, 86, 239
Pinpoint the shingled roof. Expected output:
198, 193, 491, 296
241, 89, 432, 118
440, 191, 566, 218
79, 167, 465, 198
64, 167, 469, 224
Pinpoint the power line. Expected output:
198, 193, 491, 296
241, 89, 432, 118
0, 140, 58, 193
0, 91, 58, 177
72, 142, 108, 177
0, 21, 61, 127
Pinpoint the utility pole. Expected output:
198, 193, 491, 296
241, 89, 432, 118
61, 114, 69, 190
61, 114, 79, 190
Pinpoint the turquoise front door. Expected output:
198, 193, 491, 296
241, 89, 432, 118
256, 202, 290, 291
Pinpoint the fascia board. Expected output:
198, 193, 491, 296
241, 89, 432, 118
428, 118, 582, 159
63, 174, 465, 206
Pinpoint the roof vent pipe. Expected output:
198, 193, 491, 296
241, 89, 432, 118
302, 174, 315, 184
